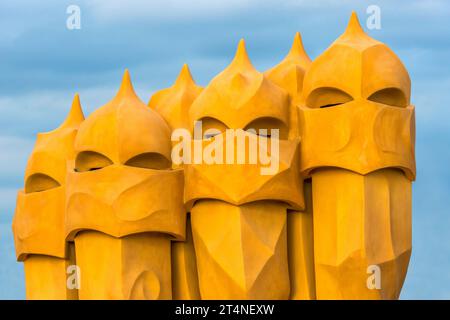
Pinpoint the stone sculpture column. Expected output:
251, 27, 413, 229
65, 71, 186, 299
299, 12, 415, 299
148, 64, 203, 299
13, 95, 84, 299
185, 40, 304, 299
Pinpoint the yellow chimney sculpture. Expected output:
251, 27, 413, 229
299, 13, 414, 299
65, 71, 186, 299
186, 40, 304, 299
149, 64, 203, 300
12, 12, 415, 300
12, 95, 84, 299
149, 64, 203, 131
266, 33, 316, 300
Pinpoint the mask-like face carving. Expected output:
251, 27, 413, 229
184, 131, 303, 210
65, 71, 185, 241
186, 40, 304, 210
185, 41, 305, 299
13, 95, 84, 261
300, 13, 415, 180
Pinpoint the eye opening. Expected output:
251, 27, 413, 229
319, 103, 345, 109
306, 87, 353, 109
367, 87, 407, 107
125, 152, 171, 170
198, 117, 228, 140
258, 132, 271, 138
204, 131, 221, 139
244, 117, 287, 139
25, 173, 60, 193
75, 151, 113, 172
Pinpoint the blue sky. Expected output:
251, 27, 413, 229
1, 0, 449, 299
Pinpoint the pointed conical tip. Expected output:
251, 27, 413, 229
116, 69, 137, 98
230, 38, 253, 69
174, 63, 195, 87
344, 11, 365, 35
72, 93, 80, 107
237, 38, 247, 53
288, 32, 309, 58
61, 93, 84, 128
293, 32, 302, 48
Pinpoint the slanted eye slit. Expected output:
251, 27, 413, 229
368, 88, 407, 107
244, 117, 287, 139
25, 173, 60, 193
320, 102, 345, 108
204, 132, 219, 139
199, 117, 228, 140
306, 87, 353, 109
75, 151, 113, 172
125, 152, 171, 170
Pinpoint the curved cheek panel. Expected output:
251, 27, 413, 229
374, 106, 415, 156
300, 102, 415, 180
65, 166, 186, 241
184, 138, 304, 210
12, 187, 66, 261
302, 107, 352, 152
